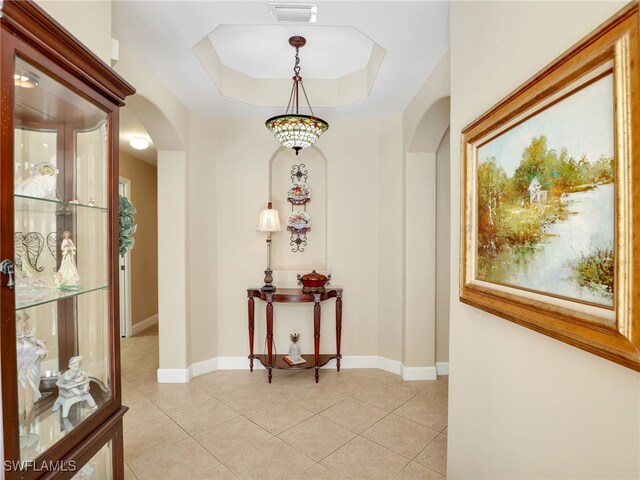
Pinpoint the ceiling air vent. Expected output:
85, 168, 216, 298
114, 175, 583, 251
269, 4, 317, 23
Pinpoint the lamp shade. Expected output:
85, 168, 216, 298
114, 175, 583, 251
265, 114, 329, 155
257, 205, 282, 232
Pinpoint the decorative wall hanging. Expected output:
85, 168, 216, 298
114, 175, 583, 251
119, 194, 137, 256
265, 36, 329, 155
287, 164, 311, 252
460, 3, 640, 371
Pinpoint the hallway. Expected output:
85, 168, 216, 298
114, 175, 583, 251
121, 327, 448, 479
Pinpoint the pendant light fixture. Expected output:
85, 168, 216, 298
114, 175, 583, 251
265, 36, 329, 155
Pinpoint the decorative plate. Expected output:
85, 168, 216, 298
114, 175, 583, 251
287, 182, 311, 205
287, 210, 311, 234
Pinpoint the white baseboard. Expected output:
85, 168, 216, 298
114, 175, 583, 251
216, 356, 256, 370
402, 366, 437, 381
155, 354, 446, 384
377, 356, 404, 375
157, 368, 189, 383
131, 314, 158, 336
332, 355, 377, 369
190, 357, 219, 377
436, 362, 449, 375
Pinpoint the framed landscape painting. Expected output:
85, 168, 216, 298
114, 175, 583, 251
460, 2, 640, 371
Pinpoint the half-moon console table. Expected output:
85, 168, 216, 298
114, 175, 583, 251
247, 288, 343, 383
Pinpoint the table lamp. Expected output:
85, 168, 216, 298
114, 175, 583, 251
257, 202, 282, 292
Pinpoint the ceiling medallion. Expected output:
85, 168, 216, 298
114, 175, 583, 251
265, 36, 329, 155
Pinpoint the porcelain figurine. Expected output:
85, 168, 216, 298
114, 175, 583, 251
19, 162, 59, 199
55, 231, 80, 288
16, 311, 48, 424
53, 356, 97, 418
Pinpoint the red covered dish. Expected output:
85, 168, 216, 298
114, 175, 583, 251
297, 270, 331, 293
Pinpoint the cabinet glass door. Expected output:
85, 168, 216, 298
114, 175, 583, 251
13, 56, 112, 461
72, 440, 113, 480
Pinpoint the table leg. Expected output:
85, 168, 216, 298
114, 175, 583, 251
314, 300, 321, 383
336, 296, 342, 372
267, 301, 274, 383
248, 297, 255, 372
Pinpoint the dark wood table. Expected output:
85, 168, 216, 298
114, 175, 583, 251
247, 288, 343, 383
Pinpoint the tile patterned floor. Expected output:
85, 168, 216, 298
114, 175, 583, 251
121, 326, 448, 480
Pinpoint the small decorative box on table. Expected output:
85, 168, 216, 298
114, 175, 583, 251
247, 288, 343, 383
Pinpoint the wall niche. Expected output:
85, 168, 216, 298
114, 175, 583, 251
270, 147, 327, 271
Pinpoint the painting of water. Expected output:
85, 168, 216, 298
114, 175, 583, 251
476, 74, 614, 307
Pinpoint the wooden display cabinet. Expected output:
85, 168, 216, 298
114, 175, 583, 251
0, 1, 135, 478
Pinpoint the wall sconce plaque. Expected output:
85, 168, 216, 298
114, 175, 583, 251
287, 164, 312, 252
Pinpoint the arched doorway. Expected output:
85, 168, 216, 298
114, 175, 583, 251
404, 96, 451, 376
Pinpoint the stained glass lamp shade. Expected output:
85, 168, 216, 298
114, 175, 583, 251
265, 36, 329, 155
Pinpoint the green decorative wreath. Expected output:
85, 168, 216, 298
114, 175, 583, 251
119, 194, 137, 256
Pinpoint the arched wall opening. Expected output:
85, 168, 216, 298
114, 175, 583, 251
404, 96, 451, 377
119, 93, 189, 381
269, 146, 328, 272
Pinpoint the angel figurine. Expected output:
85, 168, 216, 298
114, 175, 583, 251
55, 231, 80, 288
16, 311, 49, 424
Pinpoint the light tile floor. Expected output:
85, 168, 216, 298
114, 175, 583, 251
121, 326, 448, 480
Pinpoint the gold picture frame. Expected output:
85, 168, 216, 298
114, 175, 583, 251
460, 2, 640, 371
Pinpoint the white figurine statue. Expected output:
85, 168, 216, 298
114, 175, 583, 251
55, 231, 80, 288
53, 356, 97, 418
16, 311, 49, 424
19, 162, 59, 199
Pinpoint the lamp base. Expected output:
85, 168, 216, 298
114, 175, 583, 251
261, 268, 276, 292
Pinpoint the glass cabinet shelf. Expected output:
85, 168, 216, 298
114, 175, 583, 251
20, 385, 110, 463
16, 284, 108, 311
15, 194, 108, 214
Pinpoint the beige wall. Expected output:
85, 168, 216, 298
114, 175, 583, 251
188, 112, 218, 365
36, 0, 112, 65
185, 63, 451, 377
448, 2, 640, 477
203, 117, 387, 363
404, 152, 436, 369
402, 55, 451, 371
120, 152, 158, 326
435, 129, 450, 363
157, 151, 189, 372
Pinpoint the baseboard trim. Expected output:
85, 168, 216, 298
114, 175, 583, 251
402, 366, 437, 381
157, 368, 190, 383
190, 357, 219, 377
155, 355, 446, 384
436, 362, 449, 375
131, 314, 158, 337
377, 356, 404, 375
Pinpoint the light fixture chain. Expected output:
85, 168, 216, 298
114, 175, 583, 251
264, 36, 328, 154
285, 81, 296, 115
299, 81, 315, 117
293, 46, 301, 76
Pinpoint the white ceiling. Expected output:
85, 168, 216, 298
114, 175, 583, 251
112, 1, 449, 119
210, 25, 374, 79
